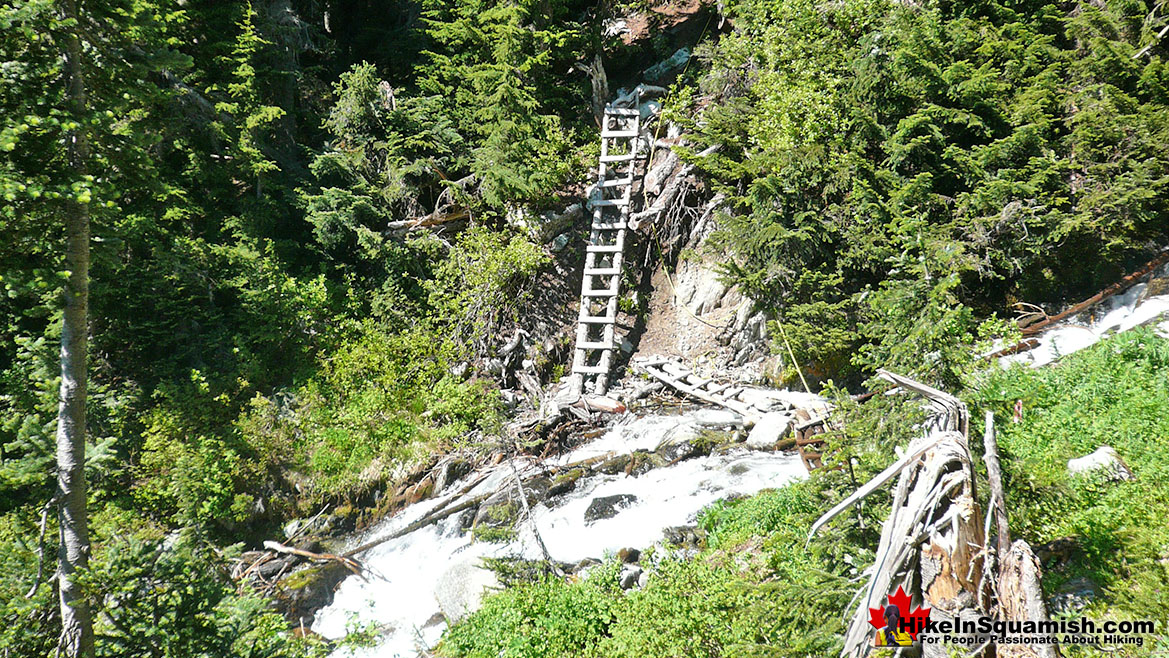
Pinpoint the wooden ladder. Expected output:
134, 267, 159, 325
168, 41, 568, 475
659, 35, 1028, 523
570, 106, 641, 396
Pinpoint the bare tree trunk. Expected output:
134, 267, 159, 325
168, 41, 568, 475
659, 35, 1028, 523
982, 411, 1011, 564
56, 1, 95, 655
998, 541, 1060, 658
584, 54, 609, 126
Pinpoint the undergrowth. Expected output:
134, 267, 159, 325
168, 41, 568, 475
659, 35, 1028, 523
440, 328, 1169, 657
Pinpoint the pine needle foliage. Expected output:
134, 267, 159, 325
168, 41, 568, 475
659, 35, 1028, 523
690, 0, 1169, 387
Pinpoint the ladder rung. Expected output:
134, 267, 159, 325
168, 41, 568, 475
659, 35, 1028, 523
584, 266, 621, 276
599, 154, 635, 163
572, 364, 610, 374
686, 375, 713, 388
591, 199, 628, 207
592, 222, 627, 230
599, 178, 633, 188
582, 287, 618, 297
602, 130, 638, 138
605, 108, 640, 116
579, 314, 617, 324
577, 340, 612, 350
587, 244, 623, 253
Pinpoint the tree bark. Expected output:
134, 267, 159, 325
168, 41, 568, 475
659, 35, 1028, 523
998, 541, 1060, 658
982, 411, 1011, 565
56, 1, 95, 655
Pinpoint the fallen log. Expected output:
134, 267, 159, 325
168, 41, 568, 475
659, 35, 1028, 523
1021, 250, 1169, 336
387, 207, 470, 234
629, 144, 719, 227
821, 372, 989, 658
343, 491, 495, 558
262, 540, 365, 579
572, 395, 627, 414
987, 251, 1169, 360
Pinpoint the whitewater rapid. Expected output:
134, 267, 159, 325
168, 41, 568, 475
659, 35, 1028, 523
311, 412, 807, 657
1002, 264, 1169, 368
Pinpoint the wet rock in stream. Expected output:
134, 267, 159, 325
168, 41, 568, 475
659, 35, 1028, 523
275, 561, 351, 627
619, 565, 643, 590
435, 560, 501, 624
584, 494, 639, 523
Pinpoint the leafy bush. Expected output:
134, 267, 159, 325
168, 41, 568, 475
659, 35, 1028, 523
428, 226, 550, 348
235, 321, 501, 504
444, 478, 860, 658
79, 530, 330, 658
438, 565, 619, 658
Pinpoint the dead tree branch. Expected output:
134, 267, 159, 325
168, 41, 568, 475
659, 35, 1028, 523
262, 541, 366, 579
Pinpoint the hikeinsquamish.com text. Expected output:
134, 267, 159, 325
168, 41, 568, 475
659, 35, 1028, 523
911, 616, 1155, 648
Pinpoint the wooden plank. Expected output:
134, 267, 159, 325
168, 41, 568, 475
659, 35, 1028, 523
683, 374, 713, 388
633, 357, 668, 368
636, 363, 754, 417
983, 411, 1011, 563
579, 314, 617, 324
600, 178, 633, 188
573, 364, 609, 375
795, 416, 825, 431
582, 287, 619, 297
584, 266, 621, 276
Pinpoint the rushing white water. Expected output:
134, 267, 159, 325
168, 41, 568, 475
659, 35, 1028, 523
1002, 267, 1169, 368
312, 411, 807, 657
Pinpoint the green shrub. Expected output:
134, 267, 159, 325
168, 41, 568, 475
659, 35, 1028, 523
692, 0, 1169, 387
972, 328, 1169, 626
438, 566, 618, 658
427, 226, 550, 348
79, 529, 330, 658
235, 321, 501, 503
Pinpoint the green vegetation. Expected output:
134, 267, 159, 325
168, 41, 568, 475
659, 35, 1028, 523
3, 0, 1169, 654
441, 330, 1169, 657
1, 0, 591, 653
972, 328, 1169, 636
681, 0, 1169, 388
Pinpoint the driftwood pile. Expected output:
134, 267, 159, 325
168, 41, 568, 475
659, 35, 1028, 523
810, 370, 1059, 658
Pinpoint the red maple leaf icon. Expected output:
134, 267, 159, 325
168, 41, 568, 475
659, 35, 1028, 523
867, 585, 931, 641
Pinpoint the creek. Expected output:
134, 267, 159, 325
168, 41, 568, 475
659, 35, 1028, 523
311, 410, 809, 657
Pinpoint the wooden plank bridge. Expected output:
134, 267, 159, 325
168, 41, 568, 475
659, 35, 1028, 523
632, 355, 830, 472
